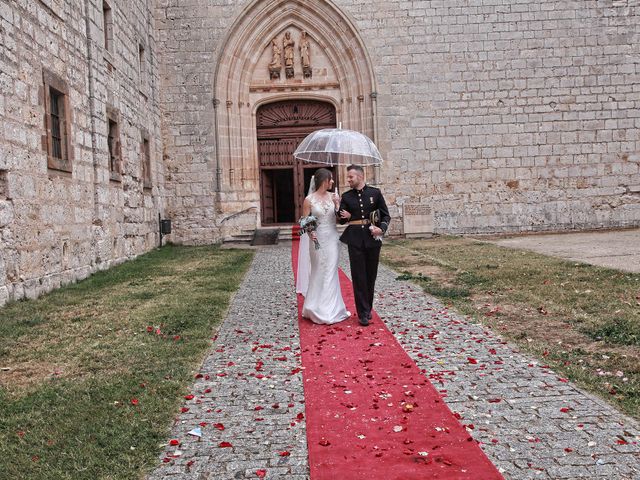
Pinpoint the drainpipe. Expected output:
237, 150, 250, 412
213, 98, 221, 192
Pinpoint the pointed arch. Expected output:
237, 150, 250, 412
213, 0, 377, 196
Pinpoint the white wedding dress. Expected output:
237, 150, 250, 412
296, 194, 350, 325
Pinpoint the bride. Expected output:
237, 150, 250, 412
296, 168, 351, 325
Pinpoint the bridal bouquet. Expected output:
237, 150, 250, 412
298, 215, 320, 250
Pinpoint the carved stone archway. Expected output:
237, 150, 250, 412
213, 0, 377, 229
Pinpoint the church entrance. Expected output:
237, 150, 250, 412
257, 99, 337, 225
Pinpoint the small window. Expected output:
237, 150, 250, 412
142, 136, 152, 189
49, 88, 66, 160
42, 70, 72, 172
106, 109, 122, 181
0, 169, 7, 200
138, 44, 146, 86
103, 1, 113, 52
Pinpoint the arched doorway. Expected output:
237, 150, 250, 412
257, 99, 336, 225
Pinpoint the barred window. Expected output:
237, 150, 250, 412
43, 70, 72, 172
49, 88, 65, 160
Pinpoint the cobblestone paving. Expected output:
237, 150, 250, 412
375, 266, 640, 480
148, 245, 309, 479
150, 244, 640, 480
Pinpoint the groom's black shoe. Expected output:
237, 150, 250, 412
358, 316, 369, 326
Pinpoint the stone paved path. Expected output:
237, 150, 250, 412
147, 246, 309, 479
149, 244, 640, 480
375, 268, 640, 479
487, 228, 640, 274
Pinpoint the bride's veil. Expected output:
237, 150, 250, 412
295, 176, 316, 295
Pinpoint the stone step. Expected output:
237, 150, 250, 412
223, 224, 347, 245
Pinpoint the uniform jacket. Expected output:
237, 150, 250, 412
338, 185, 391, 248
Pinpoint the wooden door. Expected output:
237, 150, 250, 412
257, 100, 336, 225
261, 169, 274, 224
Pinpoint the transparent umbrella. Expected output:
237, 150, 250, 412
293, 128, 382, 166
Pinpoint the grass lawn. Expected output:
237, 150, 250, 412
0, 245, 253, 479
382, 236, 640, 420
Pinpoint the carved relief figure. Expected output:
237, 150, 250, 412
300, 30, 312, 78
268, 37, 282, 79
283, 31, 295, 78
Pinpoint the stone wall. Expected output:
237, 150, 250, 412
156, 0, 639, 242
1, 0, 639, 305
0, 0, 164, 306
155, 0, 243, 245
348, 0, 640, 234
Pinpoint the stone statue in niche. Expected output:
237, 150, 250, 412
283, 31, 295, 78
299, 30, 312, 78
268, 37, 282, 79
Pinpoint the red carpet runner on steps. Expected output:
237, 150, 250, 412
292, 230, 504, 479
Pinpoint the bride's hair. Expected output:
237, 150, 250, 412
313, 168, 332, 189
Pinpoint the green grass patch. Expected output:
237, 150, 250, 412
587, 317, 640, 346
382, 237, 640, 419
0, 245, 253, 479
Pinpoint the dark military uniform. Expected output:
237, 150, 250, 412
338, 185, 391, 323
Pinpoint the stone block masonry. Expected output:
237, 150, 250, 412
2, 0, 640, 304
345, 0, 640, 235
0, 0, 164, 306
156, 0, 640, 242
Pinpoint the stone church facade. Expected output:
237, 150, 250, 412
1, 0, 639, 305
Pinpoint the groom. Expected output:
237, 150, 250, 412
338, 165, 391, 326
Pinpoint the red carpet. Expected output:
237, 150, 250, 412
292, 231, 504, 479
